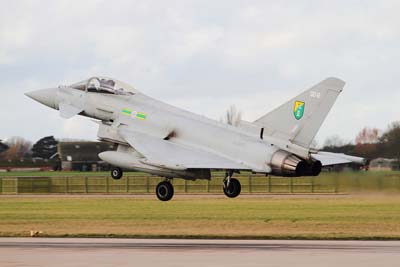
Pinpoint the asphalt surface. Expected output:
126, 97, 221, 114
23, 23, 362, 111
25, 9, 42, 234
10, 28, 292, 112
1, 238, 400, 267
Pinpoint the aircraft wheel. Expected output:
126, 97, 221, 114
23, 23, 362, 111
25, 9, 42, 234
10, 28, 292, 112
156, 181, 174, 201
223, 178, 241, 198
111, 167, 123, 180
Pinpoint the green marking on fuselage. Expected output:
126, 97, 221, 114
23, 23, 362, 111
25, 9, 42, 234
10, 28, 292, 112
122, 108, 132, 115
136, 112, 146, 120
122, 108, 146, 120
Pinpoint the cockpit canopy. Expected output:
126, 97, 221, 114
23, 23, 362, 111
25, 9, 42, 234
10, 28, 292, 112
69, 76, 137, 96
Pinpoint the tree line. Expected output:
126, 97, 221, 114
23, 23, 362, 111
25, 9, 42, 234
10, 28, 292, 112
0, 136, 58, 161
323, 121, 400, 161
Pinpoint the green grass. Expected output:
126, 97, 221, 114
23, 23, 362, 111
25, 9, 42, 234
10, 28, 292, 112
1, 195, 400, 240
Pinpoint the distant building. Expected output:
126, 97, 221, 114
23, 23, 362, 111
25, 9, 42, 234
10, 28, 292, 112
370, 158, 399, 171
57, 141, 116, 171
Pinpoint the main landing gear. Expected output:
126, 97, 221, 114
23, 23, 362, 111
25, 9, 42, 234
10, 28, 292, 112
223, 170, 241, 198
156, 179, 174, 201
110, 167, 241, 201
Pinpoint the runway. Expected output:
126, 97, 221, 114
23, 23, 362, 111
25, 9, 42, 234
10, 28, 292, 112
1, 238, 400, 267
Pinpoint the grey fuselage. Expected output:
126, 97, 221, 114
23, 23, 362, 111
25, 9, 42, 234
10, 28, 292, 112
86, 91, 274, 171
60, 87, 309, 174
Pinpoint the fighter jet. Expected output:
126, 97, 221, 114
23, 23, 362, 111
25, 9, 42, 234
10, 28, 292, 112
26, 76, 366, 201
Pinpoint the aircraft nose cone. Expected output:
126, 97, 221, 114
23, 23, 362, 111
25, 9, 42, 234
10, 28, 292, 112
25, 88, 57, 109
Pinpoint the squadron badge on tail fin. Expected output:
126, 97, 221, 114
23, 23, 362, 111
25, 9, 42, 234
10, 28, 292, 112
294, 101, 305, 120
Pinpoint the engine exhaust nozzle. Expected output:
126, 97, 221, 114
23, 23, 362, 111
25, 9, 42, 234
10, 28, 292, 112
270, 150, 307, 177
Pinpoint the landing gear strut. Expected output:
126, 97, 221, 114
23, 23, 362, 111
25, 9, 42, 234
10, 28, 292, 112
156, 180, 174, 201
223, 170, 241, 198
111, 167, 123, 180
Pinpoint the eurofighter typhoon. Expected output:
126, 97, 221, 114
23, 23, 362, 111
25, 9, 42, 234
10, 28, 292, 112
26, 77, 366, 201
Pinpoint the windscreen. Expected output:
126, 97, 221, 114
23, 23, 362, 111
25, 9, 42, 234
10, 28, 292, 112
70, 76, 137, 95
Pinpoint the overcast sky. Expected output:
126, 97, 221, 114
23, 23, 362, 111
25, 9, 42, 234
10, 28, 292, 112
0, 0, 399, 146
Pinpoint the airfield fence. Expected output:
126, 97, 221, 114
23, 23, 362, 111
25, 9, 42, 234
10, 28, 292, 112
1, 172, 400, 194
0, 174, 339, 194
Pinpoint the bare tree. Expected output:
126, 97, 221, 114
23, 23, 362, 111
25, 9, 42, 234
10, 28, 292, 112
3, 137, 32, 160
355, 127, 380, 144
223, 105, 242, 126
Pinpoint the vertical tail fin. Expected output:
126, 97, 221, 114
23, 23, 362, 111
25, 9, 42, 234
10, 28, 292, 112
254, 77, 345, 148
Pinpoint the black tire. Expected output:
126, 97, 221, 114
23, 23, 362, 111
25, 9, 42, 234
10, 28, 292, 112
111, 167, 123, 180
156, 181, 174, 201
223, 178, 241, 198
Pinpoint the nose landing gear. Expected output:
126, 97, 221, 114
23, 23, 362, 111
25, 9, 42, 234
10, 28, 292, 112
111, 167, 123, 180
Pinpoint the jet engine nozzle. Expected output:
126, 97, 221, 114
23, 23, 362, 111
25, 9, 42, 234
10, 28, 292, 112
270, 150, 307, 177
309, 160, 322, 176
